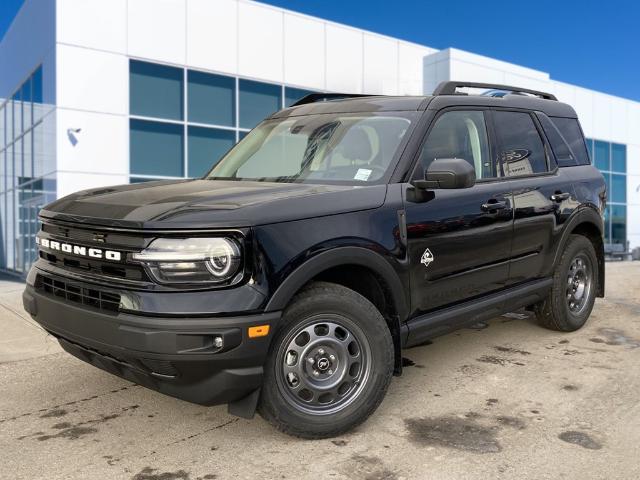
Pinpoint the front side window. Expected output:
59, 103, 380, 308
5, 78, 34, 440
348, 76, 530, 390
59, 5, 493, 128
493, 111, 548, 177
208, 112, 415, 184
417, 110, 495, 179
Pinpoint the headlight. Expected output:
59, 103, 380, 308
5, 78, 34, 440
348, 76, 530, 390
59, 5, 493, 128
132, 237, 242, 285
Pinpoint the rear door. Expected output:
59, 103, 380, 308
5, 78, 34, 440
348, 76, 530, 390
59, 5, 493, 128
403, 108, 514, 317
490, 109, 578, 284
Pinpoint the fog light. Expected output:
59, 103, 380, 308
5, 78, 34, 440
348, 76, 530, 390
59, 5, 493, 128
213, 336, 224, 348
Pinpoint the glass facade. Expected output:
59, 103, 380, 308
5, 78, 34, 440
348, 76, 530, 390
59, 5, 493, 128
585, 138, 627, 245
0, 66, 56, 274
129, 60, 318, 181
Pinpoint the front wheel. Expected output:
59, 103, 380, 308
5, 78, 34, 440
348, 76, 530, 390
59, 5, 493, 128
258, 282, 394, 438
535, 235, 598, 332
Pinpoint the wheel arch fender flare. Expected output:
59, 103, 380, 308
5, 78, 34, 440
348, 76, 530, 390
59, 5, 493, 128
553, 206, 605, 296
264, 246, 409, 322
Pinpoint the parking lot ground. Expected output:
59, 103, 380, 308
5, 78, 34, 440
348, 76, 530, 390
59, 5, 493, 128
1, 262, 639, 480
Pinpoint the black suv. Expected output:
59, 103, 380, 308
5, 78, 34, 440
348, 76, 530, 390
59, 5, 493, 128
23, 81, 606, 438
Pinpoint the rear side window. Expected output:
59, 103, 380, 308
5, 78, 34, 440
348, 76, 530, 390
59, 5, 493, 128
492, 111, 548, 177
550, 117, 590, 166
537, 114, 576, 167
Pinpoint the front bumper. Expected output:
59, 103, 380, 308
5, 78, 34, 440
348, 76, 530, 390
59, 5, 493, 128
23, 281, 281, 407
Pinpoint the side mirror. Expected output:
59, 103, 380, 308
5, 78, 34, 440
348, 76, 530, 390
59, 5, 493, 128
411, 158, 476, 190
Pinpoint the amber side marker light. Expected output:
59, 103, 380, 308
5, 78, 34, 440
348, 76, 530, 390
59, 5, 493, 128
248, 325, 270, 338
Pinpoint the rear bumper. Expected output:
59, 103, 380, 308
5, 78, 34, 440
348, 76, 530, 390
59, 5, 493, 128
23, 283, 281, 406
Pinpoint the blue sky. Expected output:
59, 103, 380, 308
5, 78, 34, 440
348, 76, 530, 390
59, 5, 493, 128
2, 0, 639, 101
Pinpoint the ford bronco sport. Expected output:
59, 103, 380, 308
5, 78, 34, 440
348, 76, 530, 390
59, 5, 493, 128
23, 81, 606, 438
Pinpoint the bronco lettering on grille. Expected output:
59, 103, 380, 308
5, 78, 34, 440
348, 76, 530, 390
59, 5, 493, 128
36, 236, 122, 261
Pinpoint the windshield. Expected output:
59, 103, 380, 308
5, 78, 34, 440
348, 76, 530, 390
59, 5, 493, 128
207, 112, 416, 184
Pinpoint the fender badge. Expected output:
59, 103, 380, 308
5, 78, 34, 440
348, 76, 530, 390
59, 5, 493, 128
421, 248, 434, 268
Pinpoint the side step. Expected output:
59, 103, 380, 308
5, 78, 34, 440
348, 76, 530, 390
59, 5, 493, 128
404, 278, 552, 348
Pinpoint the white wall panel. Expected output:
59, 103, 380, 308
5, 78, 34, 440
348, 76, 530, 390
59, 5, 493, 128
591, 93, 613, 140
423, 50, 451, 95
609, 96, 628, 144
626, 103, 640, 148
57, 0, 127, 53
56, 44, 127, 115
187, 0, 238, 75
363, 34, 398, 95
325, 24, 363, 93
572, 88, 594, 137
399, 43, 433, 95
56, 109, 128, 176
56, 172, 129, 198
550, 81, 577, 109
283, 13, 325, 89
128, 0, 186, 64
627, 144, 640, 177
448, 48, 548, 80
503, 73, 551, 94
449, 59, 505, 85
238, 2, 283, 82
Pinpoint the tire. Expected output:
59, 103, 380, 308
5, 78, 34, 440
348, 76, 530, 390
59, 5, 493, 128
535, 235, 598, 332
258, 281, 394, 439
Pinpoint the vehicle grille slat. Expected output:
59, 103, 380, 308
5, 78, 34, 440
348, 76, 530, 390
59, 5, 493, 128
37, 274, 121, 313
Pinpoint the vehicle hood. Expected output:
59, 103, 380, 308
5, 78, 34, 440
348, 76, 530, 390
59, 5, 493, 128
40, 179, 387, 229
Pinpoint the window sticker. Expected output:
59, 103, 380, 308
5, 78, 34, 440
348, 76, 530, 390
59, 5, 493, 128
354, 168, 372, 181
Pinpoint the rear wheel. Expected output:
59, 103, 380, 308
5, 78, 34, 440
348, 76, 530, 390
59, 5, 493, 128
258, 282, 394, 438
535, 235, 598, 331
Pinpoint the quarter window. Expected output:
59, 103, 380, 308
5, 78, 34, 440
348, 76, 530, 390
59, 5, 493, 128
493, 111, 547, 177
538, 114, 574, 167
550, 117, 590, 166
418, 110, 495, 179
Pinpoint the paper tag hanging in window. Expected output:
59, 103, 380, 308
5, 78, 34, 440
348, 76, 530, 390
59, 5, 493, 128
354, 168, 372, 181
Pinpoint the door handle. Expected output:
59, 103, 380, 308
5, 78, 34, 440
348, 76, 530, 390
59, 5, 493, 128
481, 200, 508, 211
550, 192, 571, 202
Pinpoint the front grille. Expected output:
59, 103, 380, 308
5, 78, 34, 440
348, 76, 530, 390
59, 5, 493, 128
41, 222, 146, 249
36, 274, 121, 313
38, 250, 147, 281
38, 220, 149, 283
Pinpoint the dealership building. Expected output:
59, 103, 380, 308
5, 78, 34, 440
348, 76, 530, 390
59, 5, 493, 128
0, 0, 638, 276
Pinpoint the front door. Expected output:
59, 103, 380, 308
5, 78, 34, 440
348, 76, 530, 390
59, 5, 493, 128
403, 109, 513, 317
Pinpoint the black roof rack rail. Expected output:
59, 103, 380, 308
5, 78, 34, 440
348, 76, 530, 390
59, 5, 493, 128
433, 81, 557, 101
290, 93, 377, 107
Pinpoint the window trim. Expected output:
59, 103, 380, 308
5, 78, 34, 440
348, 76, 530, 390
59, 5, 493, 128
549, 115, 591, 167
534, 111, 577, 168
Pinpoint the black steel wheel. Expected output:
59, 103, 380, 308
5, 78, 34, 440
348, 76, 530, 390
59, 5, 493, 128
535, 235, 598, 332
